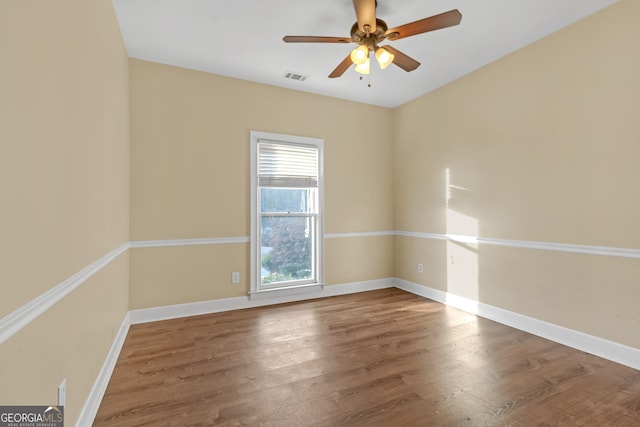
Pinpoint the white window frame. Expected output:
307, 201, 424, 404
250, 130, 324, 299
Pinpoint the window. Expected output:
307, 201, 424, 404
250, 131, 324, 297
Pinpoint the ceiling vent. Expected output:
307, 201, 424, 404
283, 71, 309, 82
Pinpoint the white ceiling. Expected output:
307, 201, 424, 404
112, 0, 619, 108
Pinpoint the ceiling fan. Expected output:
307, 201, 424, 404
283, 0, 462, 78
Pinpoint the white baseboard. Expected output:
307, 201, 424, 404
128, 278, 393, 325
76, 313, 131, 427
393, 278, 640, 371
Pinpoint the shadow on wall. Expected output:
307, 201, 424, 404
445, 167, 480, 310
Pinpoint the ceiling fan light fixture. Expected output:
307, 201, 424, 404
350, 45, 369, 65
283, 8, 463, 79
375, 47, 394, 69
354, 57, 370, 74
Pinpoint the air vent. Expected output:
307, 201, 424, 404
283, 71, 309, 82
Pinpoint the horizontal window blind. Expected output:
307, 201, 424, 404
258, 141, 318, 188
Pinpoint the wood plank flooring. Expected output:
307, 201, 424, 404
94, 289, 640, 426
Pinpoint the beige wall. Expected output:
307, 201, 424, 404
129, 59, 394, 308
0, 0, 130, 424
393, 0, 640, 347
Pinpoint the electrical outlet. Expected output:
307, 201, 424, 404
58, 379, 66, 406
417, 263, 423, 273
231, 272, 240, 284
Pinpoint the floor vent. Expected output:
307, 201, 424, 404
283, 71, 309, 82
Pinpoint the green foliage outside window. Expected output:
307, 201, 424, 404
261, 215, 312, 283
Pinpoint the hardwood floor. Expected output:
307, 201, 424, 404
94, 289, 640, 426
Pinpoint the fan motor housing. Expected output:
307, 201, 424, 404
350, 18, 388, 47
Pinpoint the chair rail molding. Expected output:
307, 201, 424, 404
0, 243, 129, 345
395, 230, 640, 259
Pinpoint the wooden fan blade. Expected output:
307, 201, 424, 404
329, 54, 353, 78
283, 35, 352, 43
353, 0, 377, 33
385, 9, 462, 41
380, 45, 420, 72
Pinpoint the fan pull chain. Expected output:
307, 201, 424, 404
358, 74, 372, 88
